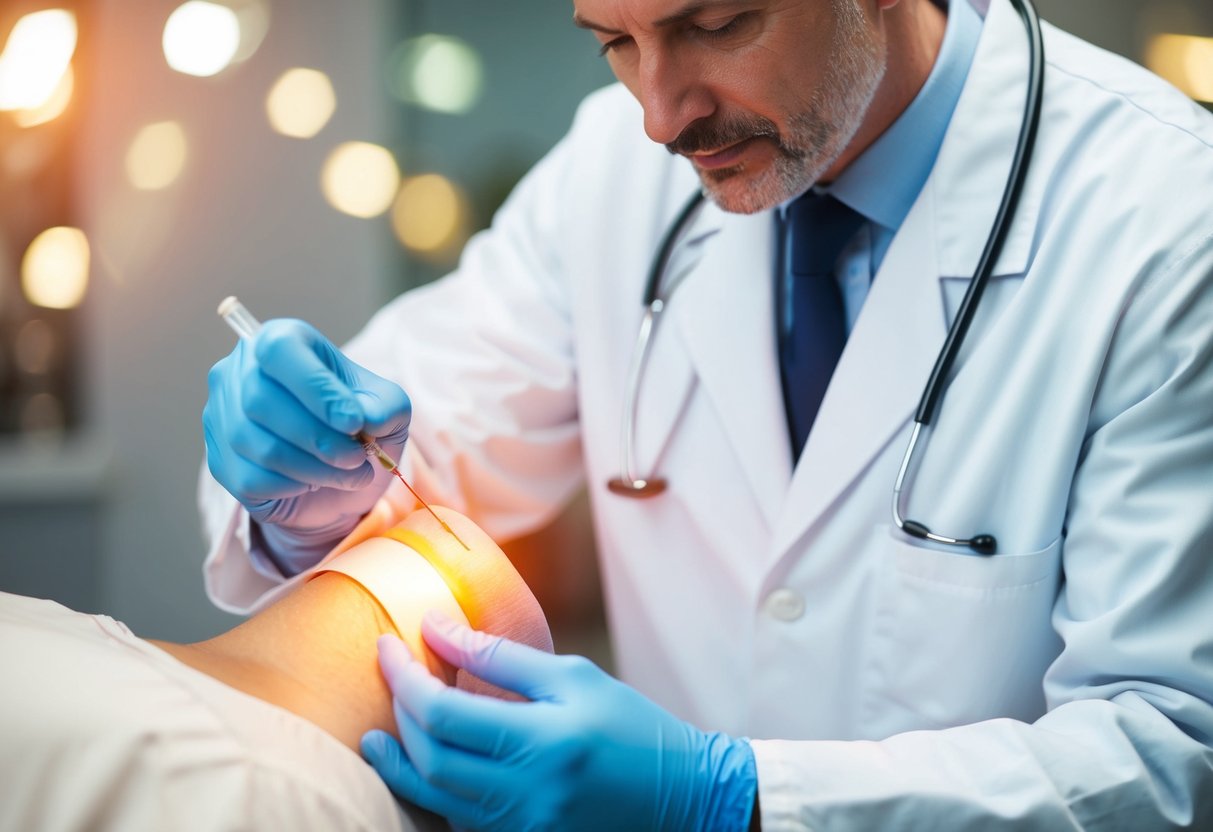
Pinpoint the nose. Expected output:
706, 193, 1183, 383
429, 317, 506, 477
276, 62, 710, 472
635, 50, 714, 146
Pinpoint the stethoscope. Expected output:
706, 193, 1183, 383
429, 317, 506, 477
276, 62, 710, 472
607, 0, 1045, 557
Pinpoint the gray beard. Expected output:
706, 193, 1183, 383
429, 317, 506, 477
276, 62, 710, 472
700, 0, 887, 214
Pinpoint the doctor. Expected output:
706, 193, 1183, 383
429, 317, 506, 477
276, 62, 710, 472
200, 0, 1213, 828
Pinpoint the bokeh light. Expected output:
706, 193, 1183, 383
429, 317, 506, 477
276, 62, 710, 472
392, 174, 470, 257
266, 68, 337, 139
22, 227, 90, 310
12, 64, 73, 128
163, 1, 242, 78
230, 0, 270, 63
0, 9, 77, 112
320, 142, 400, 219
1146, 33, 1213, 102
126, 121, 189, 191
387, 34, 483, 115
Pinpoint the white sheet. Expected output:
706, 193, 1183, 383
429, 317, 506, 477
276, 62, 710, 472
0, 592, 447, 832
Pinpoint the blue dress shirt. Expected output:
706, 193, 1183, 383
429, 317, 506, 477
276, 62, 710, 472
781, 0, 983, 333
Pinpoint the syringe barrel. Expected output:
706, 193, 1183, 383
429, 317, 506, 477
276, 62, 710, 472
217, 296, 262, 341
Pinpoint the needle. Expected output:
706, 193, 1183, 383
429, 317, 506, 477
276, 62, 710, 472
359, 435, 470, 551
217, 295, 470, 551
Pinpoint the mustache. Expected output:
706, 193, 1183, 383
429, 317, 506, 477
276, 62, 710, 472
665, 115, 784, 156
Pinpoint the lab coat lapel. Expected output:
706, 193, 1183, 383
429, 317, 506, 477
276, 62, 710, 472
933, 0, 1037, 279
772, 184, 944, 555
770, 0, 1036, 556
670, 201, 791, 528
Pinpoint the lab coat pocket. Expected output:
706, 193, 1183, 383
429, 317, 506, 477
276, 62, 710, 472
863, 527, 1063, 737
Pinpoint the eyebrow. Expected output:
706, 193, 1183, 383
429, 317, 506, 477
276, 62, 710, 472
573, 0, 744, 35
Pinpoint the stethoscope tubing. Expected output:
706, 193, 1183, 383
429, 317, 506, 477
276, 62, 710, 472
607, 298, 667, 495
609, 0, 1046, 545
607, 193, 706, 496
891, 0, 1043, 555
644, 192, 707, 306
913, 0, 1045, 426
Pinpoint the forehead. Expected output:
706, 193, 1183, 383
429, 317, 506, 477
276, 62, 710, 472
573, 0, 772, 27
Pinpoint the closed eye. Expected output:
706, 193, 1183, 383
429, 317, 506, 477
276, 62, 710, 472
693, 12, 755, 41
594, 10, 757, 57
598, 35, 632, 57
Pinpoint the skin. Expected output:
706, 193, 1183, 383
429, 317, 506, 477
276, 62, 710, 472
573, 0, 947, 213
152, 573, 401, 751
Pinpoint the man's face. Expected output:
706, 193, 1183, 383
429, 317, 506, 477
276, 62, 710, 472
573, 0, 887, 213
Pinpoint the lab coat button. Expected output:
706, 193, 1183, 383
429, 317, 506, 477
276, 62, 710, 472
764, 588, 805, 622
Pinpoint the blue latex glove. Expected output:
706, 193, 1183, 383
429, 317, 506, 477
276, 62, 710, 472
203, 318, 411, 564
361, 612, 758, 832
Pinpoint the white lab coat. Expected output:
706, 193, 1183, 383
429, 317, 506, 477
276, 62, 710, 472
202, 0, 1213, 826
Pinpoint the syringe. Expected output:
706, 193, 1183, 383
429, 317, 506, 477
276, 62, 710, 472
217, 296, 469, 551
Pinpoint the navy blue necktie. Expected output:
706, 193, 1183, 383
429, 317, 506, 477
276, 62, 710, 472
778, 192, 866, 460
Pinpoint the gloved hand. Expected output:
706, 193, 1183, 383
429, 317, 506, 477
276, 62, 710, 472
361, 612, 758, 832
203, 318, 411, 561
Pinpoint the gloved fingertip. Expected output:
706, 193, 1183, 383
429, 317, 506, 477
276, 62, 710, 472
422, 607, 451, 626
360, 729, 392, 762
355, 383, 411, 423
377, 633, 414, 681
422, 608, 463, 636
378, 632, 411, 659
326, 400, 365, 435
420, 609, 472, 652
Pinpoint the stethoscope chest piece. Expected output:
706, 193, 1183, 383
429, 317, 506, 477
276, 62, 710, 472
607, 477, 669, 498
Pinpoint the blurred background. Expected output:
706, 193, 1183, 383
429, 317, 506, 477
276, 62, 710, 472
0, 0, 1209, 658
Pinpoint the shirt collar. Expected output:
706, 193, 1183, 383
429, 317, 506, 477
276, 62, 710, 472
824, 0, 983, 232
